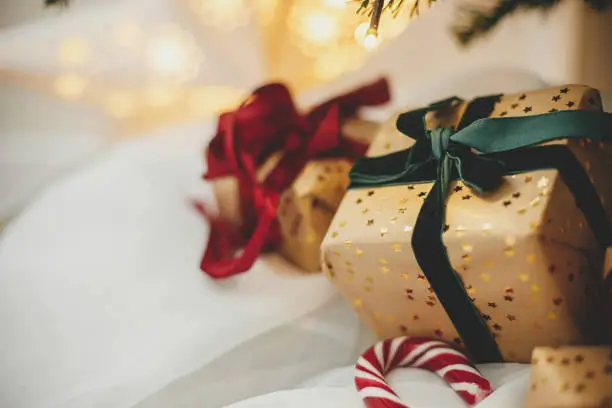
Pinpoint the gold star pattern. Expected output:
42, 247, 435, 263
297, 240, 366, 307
353, 298, 363, 308
405, 288, 414, 300
400, 273, 409, 280
537, 176, 550, 189
355, 248, 364, 257
331, 231, 339, 238
480, 273, 491, 282
380, 228, 389, 237
380, 266, 390, 274
519, 273, 530, 282
367, 219, 374, 226
392, 243, 402, 252
344, 240, 352, 248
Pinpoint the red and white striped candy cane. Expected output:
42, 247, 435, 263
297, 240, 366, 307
355, 337, 493, 408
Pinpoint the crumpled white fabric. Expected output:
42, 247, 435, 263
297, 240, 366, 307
0, 118, 343, 408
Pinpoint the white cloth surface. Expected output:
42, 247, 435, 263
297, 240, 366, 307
226, 364, 531, 408
0, 81, 115, 220
0, 119, 340, 408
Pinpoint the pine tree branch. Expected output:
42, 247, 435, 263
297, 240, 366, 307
357, 0, 612, 46
44, 0, 69, 7
453, 0, 558, 46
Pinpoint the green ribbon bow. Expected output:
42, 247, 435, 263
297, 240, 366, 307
349, 99, 612, 363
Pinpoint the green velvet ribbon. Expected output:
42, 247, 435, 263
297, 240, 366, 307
349, 100, 612, 363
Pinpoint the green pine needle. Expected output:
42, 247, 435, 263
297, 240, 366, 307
357, 0, 612, 46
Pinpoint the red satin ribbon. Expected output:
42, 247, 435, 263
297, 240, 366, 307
199, 77, 390, 279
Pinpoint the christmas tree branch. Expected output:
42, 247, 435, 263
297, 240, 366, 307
357, 0, 612, 46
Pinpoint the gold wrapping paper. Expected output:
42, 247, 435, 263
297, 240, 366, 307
525, 346, 612, 408
321, 85, 612, 362
209, 118, 380, 272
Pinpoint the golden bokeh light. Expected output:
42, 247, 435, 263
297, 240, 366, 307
54, 73, 87, 98
58, 37, 90, 66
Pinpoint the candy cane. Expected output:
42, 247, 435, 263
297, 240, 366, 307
355, 337, 493, 408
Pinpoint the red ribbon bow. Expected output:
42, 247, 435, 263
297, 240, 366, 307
199, 77, 390, 279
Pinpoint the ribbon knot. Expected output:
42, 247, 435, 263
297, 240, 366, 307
428, 127, 454, 161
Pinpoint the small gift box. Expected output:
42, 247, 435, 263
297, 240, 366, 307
200, 78, 390, 278
321, 85, 612, 363
525, 346, 612, 407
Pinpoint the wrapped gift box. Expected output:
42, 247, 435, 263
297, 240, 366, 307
321, 85, 612, 362
203, 79, 389, 275
525, 346, 612, 408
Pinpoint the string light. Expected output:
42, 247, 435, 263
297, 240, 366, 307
363, 29, 380, 50
147, 25, 203, 82
54, 74, 87, 98
301, 11, 340, 45
354, 22, 369, 43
